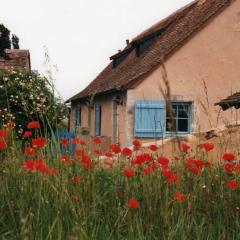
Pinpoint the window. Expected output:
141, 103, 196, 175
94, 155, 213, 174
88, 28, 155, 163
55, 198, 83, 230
95, 104, 102, 136
74, 105, 81, 128
134, 100, 192, 138
166, 102, 191, 133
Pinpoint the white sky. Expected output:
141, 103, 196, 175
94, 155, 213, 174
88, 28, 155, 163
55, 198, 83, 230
1, 0, 192, 101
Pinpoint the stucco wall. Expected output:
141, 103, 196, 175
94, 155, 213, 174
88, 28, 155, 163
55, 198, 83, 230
125, 0, 240, 145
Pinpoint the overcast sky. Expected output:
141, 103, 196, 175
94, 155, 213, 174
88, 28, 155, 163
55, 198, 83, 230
2, 0, 192, 101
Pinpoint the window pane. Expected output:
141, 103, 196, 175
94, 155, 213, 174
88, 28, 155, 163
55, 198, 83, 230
178, 105, 189, 118
166, 105, 177, 118
178, 119, 188, 132
166, 118, 176, 132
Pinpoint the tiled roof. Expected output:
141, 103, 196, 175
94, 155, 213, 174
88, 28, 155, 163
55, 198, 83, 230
215, 92, 240, 110
69, 0, 234, 102
0, 49, 31, 70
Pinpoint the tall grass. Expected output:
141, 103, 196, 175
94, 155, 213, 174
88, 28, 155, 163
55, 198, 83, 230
1, 125, 240, 240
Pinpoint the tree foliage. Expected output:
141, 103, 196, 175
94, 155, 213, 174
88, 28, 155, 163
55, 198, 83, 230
0, 69, 68, 136
0, 24, 20, 55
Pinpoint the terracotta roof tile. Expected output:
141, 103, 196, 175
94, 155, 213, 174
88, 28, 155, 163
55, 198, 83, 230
69, 0, 234, 102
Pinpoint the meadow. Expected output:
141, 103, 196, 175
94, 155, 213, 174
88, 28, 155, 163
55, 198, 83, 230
0, 122, 240, 240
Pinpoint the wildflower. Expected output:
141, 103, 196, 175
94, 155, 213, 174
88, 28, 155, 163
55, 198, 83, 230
81, 155, 92, 169
124, 168, 135, 177
122, 147, 132, 156
0, 129, 7, 139
149, 144, 158, 151
128, 198, 139, 209
61, 138, 69, 146
162, 170, 180, 184
182, 143, 190, 153
27, 121, 40, 129
149, 162, 158, 170
61, 155, 72, 164
23, 131, 32, 139
131, 153, 152, 166
174, 191, 186, 202
72, 176, 81, 183
158, 156, 169, 166
223, 152, 236, 161
93, 149, 102, 155
75, 150, 85, 156
24, 147, 37, 156
24, 160, 36, 171
224, 162, 235, 174
143, 167, 152, 175
79, 140, 86, 145
227, 179, 238, 190
132, 139, 141, 149
43, 168, 58, 175
202, 142, 214, 152
93, 137, 101, 144
0, 140, 6, 150
32, 137, 46, 148
72, 138, 79, 144
110, 144, 121, 154
205, 161, 212, 169
105, 152, 113, 158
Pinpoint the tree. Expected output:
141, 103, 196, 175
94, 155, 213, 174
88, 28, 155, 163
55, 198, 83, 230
0, 24, 11, 56
12, 34, 19, 49
0, 69, 68, 137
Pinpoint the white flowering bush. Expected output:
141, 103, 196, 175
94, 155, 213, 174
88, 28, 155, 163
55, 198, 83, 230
0, 69, 68, 136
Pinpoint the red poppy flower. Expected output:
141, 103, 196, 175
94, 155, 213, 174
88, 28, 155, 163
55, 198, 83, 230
223, 152, 236, 161
182, 143, 190, 153
61, 138, 69, 146
235, 165, 240, 172
82, 154, 92, 169
75, 150, 86, 156
174, 191, 186, 202
132, 139, 141, 148
24, 147, 37, 156
23, 131, 32, 139
32, 137, 46, 148
128, 198, 139, 209
0, 140, 7, 150
122, 147, 132, 156
124, 168, 135, 177
93, 149, 102, 155
162, 170, 180, 184
72, 138, 79, 144
27, 121, 40, 129
131, 153, 152, 166
0, 129, 7, 140
24, 160, 36, 171
61, 155, 72, 164
149, 162, 158, 170
202, 142, 214, 152
72, 176, 81, 183
157, 156, 169, 166
93, 137, 101, 144
105, 152, 113, 158
227, 179, 238, 190
149, 144, 158, 151
224, 162, 235, 174
205, 161, 212, 169
44, 168, 58, 175
143, 167, 152, 175
110, 144, 121, 154
79, 140, 86, 145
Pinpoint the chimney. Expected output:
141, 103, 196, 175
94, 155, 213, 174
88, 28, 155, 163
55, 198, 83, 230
126, 39, 130, 46
118, 50, 121, 53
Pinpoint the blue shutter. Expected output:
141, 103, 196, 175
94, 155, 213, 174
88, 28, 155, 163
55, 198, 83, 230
95, 104, 101, 136
134, 100, 165, 138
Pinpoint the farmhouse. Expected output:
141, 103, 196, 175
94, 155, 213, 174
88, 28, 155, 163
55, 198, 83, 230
68, 0, 240, 147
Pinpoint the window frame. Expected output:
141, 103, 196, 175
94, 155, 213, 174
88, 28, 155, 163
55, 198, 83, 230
165, 101, 192, 136
74, 104, 81, 128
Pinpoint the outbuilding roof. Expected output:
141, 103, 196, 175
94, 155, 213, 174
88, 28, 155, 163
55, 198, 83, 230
215, 92, 240, 111
69, 0, 234, 102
